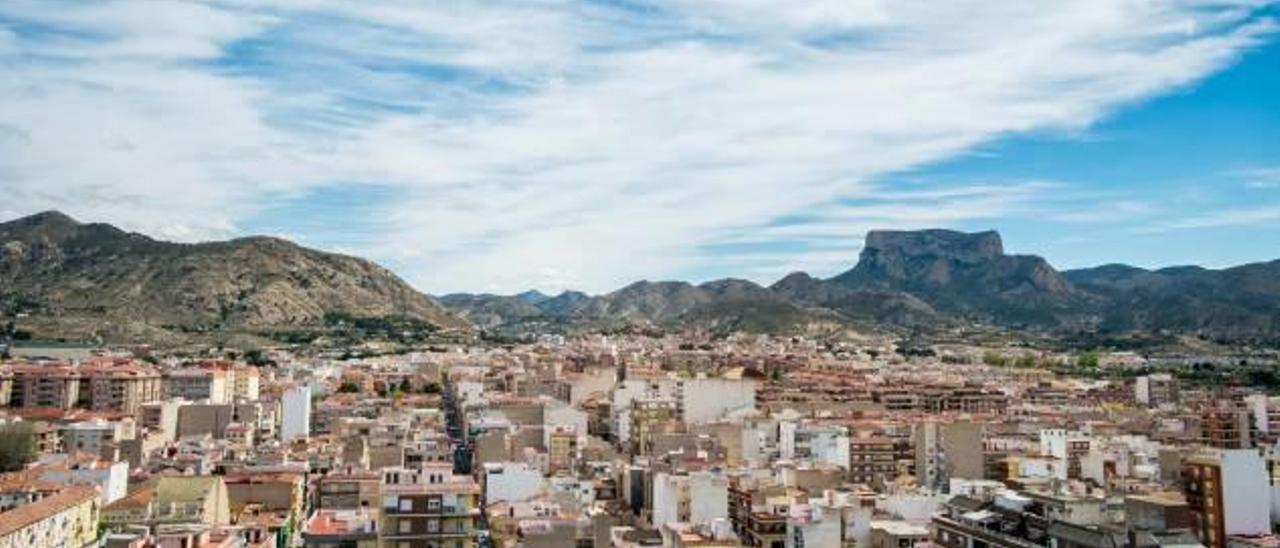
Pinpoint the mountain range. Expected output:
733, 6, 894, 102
442, 228, 1280, 342
0, 211, 468, 341
4, 211, 1279, 344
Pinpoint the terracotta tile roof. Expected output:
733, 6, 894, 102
0, 472, 64, 493
106, 484, 157, 511
0, 484, 98, 535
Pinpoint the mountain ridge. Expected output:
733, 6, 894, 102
5, 211, 1278, 342
1, 211, 471, 340
439, 228, 1280, 340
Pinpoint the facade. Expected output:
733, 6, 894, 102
677, 378, 756, 424
7, 365, 80, 408
232, 365, 261, 402
82, 365, 162, 413
1182, 449, 1269, 548
102, 476, 231, 530
164, 368, 229, 403
869, 520, 928, 548
849, 437, 898, 487
916, 420, 985, 490
35, 456, 130, 503
0, 484, 99, 548
379, 465, 483, 547
282, 384, 313, 441
1135, 374, 1178, 407
652, 471, 729, 529
60, 418, 134, 458
176, 403, 236, 439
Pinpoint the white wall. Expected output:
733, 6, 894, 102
787, 517, 840, 548
1221, 449, 1270, 536
680, 378, 755, 424
689, 471, 728, 526
651, 472, 682, 528
39, 461, 129, 503
544, 402, 589, 447
281, 385, 312, 441
484, 462, 544, 503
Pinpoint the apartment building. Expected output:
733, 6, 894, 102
379, 464, 483, 548
82, 365, 162, 413
163, 368, 229, 403
1181, 449, 1269, 548
0, 484, 99, 548
848, 437, 898, 487
7, 365, 80, 408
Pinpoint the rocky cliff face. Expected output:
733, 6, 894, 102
0, 211, 469, 334
821, 229, 1084, 325
438, 227, 1280, 341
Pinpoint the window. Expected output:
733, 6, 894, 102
400, 519, 412, 533
399, 498, 413, 512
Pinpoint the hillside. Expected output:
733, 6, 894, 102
0, 211, 469, 340
440, 228, 1280, 343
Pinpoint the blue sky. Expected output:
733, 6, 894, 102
1, 1, 1278, 294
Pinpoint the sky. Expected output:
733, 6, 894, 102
2, 1, 1279, 295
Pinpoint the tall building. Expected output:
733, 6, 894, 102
1039, 429, 1092, 481
916, 420, 985, 491
676, 377, 756, 424
848, 437, 898, 487
163, 368, 229, 403
82, 365, 162, 413
231, 365, 261, 402
7, 365, 80, 408
652, 471, 729, 529
1182, 449, 1269, 548
281, 384, 312, 441
1135, 374, 1179, 407
1201, 405, 1253, 450
379, 464, 483, 547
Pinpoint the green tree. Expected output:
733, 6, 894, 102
0, 423, 36, 472
243, 349, 276, 367
1014, 353, 1038, 369
1076, 351, 1100, 369
982, 351, 1008, 367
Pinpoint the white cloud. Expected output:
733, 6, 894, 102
1237, 166, 1280, 188
1146, 204, 1280, 231
0, 0, 1275, 293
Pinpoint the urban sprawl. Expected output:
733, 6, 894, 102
0, 335, 1278, 548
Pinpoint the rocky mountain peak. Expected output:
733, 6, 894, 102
861, 229, 1004, 267
2, 210, 82, 241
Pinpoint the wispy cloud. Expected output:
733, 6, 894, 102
1237, 166, 1280, 188
0, 0, 1275, 292
1145, 204, 1280, 231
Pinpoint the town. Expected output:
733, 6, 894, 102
1, 334, 1279, 548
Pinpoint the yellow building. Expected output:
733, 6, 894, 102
0, 484, 100, 548
103, 476, 231, 530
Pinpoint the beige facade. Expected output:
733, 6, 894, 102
164, 368, 229, 403
0, 484, 100, 548
83, 366, 162, 413
7, 365, 80, 408
102, 476, 231, 530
